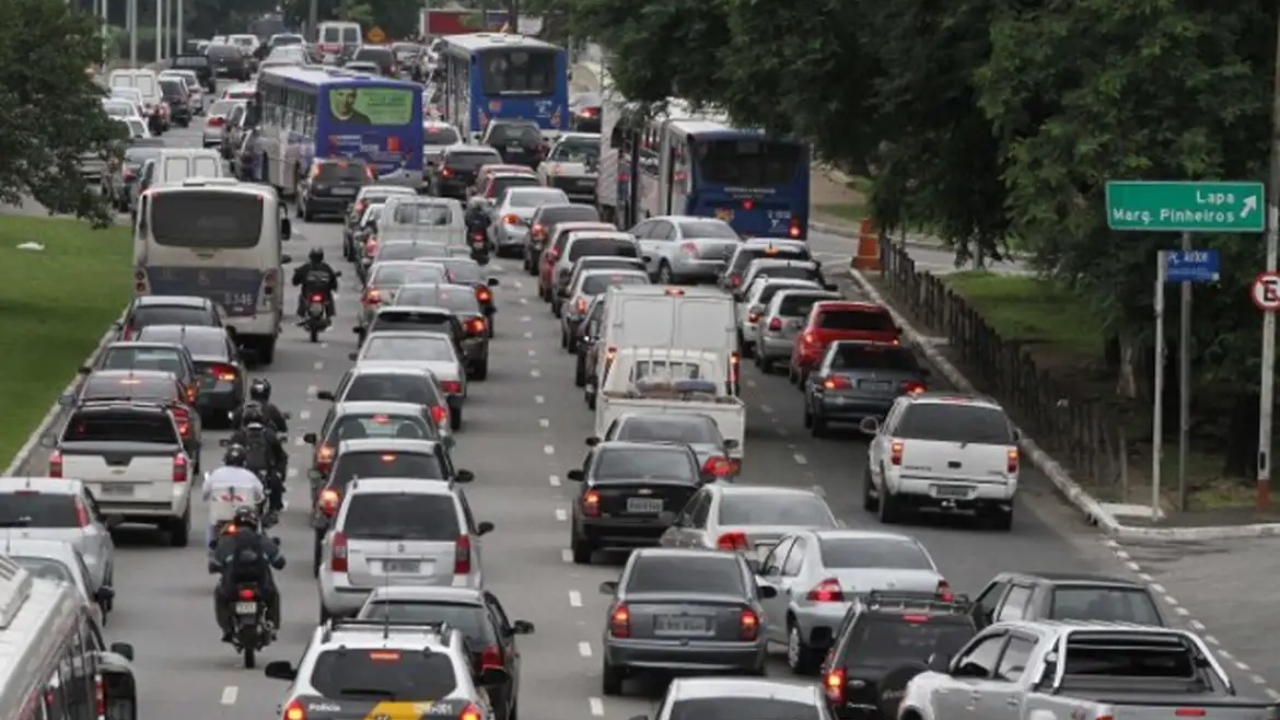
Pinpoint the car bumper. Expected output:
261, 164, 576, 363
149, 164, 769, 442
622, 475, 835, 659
670, 259, 726, 282
889, 472, 1018, 505
814, 394, 895, 421
197, 384, 243, 415
496, 225, 530, 247
461, 339, 488, 364
758, 334, 796, 360
320, 571, 479, 616
604, 637, 766, 672
93, 483, 191, 521
577, 517, 670, 548
305, 194, 356, 213
791, 602, 852, 649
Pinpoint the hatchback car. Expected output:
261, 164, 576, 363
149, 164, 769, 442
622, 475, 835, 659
489, 187, 571, 258
753, 288, 843, 372
524, 206, 605, 273
480, 118, 544, 168
352, 329, 469, 423
317, 365, 454, 441
548, 231, 642, 311
305, 400, 450, 475
0, 477, 116, 601
392, 283, 492, 351
135, 324, 246, 424
118, 295, 224, 340
298, 158, 375, 221
719, 240, 812, 292
803, 340, 928, 436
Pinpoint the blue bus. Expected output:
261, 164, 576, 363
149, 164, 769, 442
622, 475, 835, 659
637, 117, 811, 239
256, 67, 424, 196
437, 33, 569, 141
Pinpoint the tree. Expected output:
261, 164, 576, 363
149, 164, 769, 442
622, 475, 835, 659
0, 0, 123, 226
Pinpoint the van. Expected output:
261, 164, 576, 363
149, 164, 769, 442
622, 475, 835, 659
135, 149, 225, 199
108, 69, 166, 133
316, 21, 362, 59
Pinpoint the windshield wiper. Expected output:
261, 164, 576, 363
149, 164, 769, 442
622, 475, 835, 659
337, 687, 398, 699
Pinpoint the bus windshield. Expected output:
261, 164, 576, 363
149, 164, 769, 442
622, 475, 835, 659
696, 139, 802, 187
480, 48, 557, 95
150, 191, 263, 248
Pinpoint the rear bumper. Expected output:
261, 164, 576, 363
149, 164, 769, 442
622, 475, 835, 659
889, 472, 1018, 506
604, 637, 766, 672
88, 481, 190, 520
813, 394, 894, 422
669, 258, 726, 283
576, 517, 669, 548
304, 194, 356, 213
758, 334, 796, 360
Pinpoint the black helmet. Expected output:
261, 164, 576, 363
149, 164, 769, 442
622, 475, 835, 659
249, 378, 271, 403
232, 505, 259, 530
224, 443, 248, 467
309, 248, 324, 263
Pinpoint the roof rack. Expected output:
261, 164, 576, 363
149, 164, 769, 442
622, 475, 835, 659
860, 590, 972, 613
321, 618, 456, 646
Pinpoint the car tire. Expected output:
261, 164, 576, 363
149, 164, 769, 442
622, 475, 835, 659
601, 660, 624, 696
471, 359, 489, 381
167, 505, 191, 547
574, 356, 587, 387
878, 482, 900, 524
862, 468, 878, 512
571, 535, 592, 565
657, 261, 674, 284
450, 408, 463, 431
786, 620, 821, 675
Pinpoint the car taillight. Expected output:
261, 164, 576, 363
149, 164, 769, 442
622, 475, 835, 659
121, 326, 133, 340
824, 668, 846, 704
237, 587, 257, 600
801, 330, 817, 345
460, 703, 482, 720
1007, 447, 1019, 474
454, 534, 472, 574
440, 380, 462, 394
768, 317, 782, 330
503, 214, 521, 225
702, 456, 733, 477
95, 673, 106, 719
283, 699, 306, 720
890, 440, 904, 466
575, 298, 587, 314
823, 375, 851, 389
361, 288, 381, 305
310, 165, 322, 179
123, 168, 135, 181
531, 223, 545, 240
480, 645, 502, 669
172, 454, 188, 482
680, 242, 698, 255
729, 352, 740, 390
716, 531, 748, 550
609, 604, 630, 637
309, 294, 325, 303
184, 384, 197, 403
211, 363, 238, 382
807, 578, 844, 602
49, 450, 62, 477
316, 444, 335, 472
937, 579, 954, 602
430, 405, 449, 426
747, 310, 761, 323
171, 406, 191, 437
739, 608, 760, 640
441, 167, 452, 178
901, 380, 926, 394
582, 489, 601, 517
465, 318, 486, 336
476, 287, 492, 303
319, 488, 340, 515
331, 531, 348, 571
207, 116, 225, 127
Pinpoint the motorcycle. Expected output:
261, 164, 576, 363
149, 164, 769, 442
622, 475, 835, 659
251, 466, 283, 526
470, 231, 490, 265
230, 582, 272, 668
304, 293, 328, 342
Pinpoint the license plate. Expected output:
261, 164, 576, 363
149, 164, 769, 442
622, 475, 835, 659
308, 302, 325, 316
932, 484, 972, 498
626, 497, 663, 514
655, 615, 708, 635
333, 187, 356, 195
861, 381, 893, 391
577, 179, 595, 189
383, 560, 421, 573
234, 601, 257, 614
101, 484, 133, 496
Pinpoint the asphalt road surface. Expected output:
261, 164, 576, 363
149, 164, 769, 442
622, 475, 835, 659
7, 115, 1268, 718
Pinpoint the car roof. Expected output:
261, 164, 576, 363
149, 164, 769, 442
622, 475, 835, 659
347, 365, 432, 378
806, 529, 920, 543
564, 230, 633, 242
366, 585, 484, 603
2, 538, 81, 560
86, 368, 174, 381
713, 484, 822, 499
337, 438, 442, 453
0, 477, 82, 494
372, 306, 454, 319
103, 341, 188, 351
577, 268, 647, 280
669, 677, 819, 702
632, 547, 730, 562
133, 295, 211, 308
138, 323, 226, 338
347, 477, 455, 495
904, 392, 1003, 409
995, 570, 1146, 588
333, 401, 428, 415
595, 440, 694, 454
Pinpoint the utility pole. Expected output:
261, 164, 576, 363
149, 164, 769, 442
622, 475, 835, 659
308, 0, 318, 41
176, 0, 183, 53
155, 0, 164, 62
129, 0, 138, 67
1258, 11, 1280, 509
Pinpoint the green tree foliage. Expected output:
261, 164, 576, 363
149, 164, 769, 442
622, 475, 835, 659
0, 0, 122, 226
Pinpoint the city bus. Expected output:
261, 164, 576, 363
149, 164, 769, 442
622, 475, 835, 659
436, 33, 569, 141
256, 67, 424, 197
636, 117, 811, 239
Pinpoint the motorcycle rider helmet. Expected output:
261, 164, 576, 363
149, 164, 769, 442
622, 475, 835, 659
308, 247, 324, 263
223, 444, 248, 467
249, 378, 272, 403
232, 506, 260, 532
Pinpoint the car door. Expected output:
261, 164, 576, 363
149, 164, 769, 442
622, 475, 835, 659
80, 489, 113, 589
943, 631, 1008, 718
983, 634, 1036, 720
485, 591, 521, 679
643, 220, 675, 276
756, 536, 795, 640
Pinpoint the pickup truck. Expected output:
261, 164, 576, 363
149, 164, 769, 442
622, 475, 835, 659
44, 401, 194, 547
594, 347, 745, 460
377, 196, 467, 248
897, 621, 1275, 720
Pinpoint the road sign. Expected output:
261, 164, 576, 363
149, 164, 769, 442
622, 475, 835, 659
1105, 181, 1265, 233
1253, 272, 1280, 311
366, 26, 385, 43
1165, 249, 1220, 283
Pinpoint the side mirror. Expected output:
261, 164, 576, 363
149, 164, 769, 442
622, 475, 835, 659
95, 586, 115, 604
585, 436, 600, 446
38, 435, 57, 449
859, 417, 881, 435
347, 351, 359, 361
109, 641, 135, 662
455, 469, 476, 484
599, 580, 618, 595
316, 390, 335, 401
511, 619, 534, 634
723, 438, 739, 450
927, 652, 952, 673
757, 582, 777, 599
302, 432, 317, 444
263, 660, 297, 681
57, 393, 75, 407
476, 520, 495, 535
567, 469, 584, 482
487, 277, 499, 286
478, 666, 510, 686
281, 254, 292, 263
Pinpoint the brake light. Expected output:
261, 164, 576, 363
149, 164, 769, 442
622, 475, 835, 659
807, 578, 844, 602
680, 242, 698, 254
1174, 711, 1206, 718
185, 384, 197, 403
441, 167, 452, 178
583, 489, 601, 517
801, 330, 817, 345
283, 699, 306, 720
476, 287, 492, 303
331, 531, 348, 572
823, 375, 851, 389
49, 450, 62, 477
465, 318, 486, 336
237, 587, 256, 600
901, 380, 926, 394
824, 667, 845, 704
789, 219, 802, 238
532, 223, 546, 240
121, 326, 134, 340
361, 288, 381, 306
171, 406, 191, 438
890, 440, 904, 466
716, 531, 748, 550
309, 294, 324, 303
729, 352, 740, 391
747, 310, 761, 323
575, 298, 587, 314
503, 214, 521, 225
430, 405, 449, 426
663, 287, 685, 296
316, 444, 335, 473
609, 604, 630, 637
702, 456, 733, 477
319, 488, 340, 515
480, 645, 502, 669
768, 317, 782, 330
211, 363, 238, 382
937, 579, 954, 602
95, 673, 106, 720
454, 534, 472, 574
440, 380, 462, 394
207, 116, 225, 127
902, 614, 931, 622
739, 608, 760, 640
459, 704, 482, 720
742, 199, 755, 210
172, 454, 188, 482
1007, 447, 1019, 474
75, 498, 90, 527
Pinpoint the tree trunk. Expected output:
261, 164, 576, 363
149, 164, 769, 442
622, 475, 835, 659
1115, 331, 1139, 400
1224, 392, 1259, 480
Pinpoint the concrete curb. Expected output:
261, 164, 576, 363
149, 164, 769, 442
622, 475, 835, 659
811, 221, 954, 255
845, 265, 1273, 541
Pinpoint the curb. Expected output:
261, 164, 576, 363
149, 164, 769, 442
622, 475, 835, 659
811, 221, 953, 255
845, 265, 1274, 541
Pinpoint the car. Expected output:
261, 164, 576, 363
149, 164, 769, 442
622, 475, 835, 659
535, 219, 615, 283
304, 400, 452, 481
547, 230, 642, 313
366, 240, 452, 272
480, 118, 544, 168
60, 369, 202, 466
540, 225, 637, 302
719, 239, 812, 292
343, 185, 417, 258
567, 440, 706, 564
352, 328, 469, 420
317, 476, 491, 620
0, 477, 116, 605
564, 255, 649, 298
559, 269, 650, 349
351, 44, 397, 75
658, 484, 840, 556
316, 365, 455, 443
2, 537, 114, 628
134, 324, 246, 424
206, 43, 250, 80
803, 341, 930, 436
488, 187, 571, 258
735, 259, 825, 307
787, 301, 900, 385
753, 288, 843, 372
90, 340, 200, 408
971, 571, 1166, 629
595, 411, 740, 479
158, 76, 192, 126
468, 163, 538, 199
523, 206, 605, 274
202, 99, 244, 147
297, 158, 375, 221
737, 277, 826, 357
632, 216, 743, 284
569, 91, 602, 132
359, 302, 476, 377
351, 206, 386, 280
356, 586, 533, 720
358, 260, 448, 328
117, 295, 225, 340
754, 529, 949, 673
650, 677, 835, 720
104, 143, 164, 211
598, 547, 773, 694
538, 133, 600, 202
390, 284, 492, 365
860, 392, 1020, 528
476, 172, 543, 208
430, 258, 500, 332
219, 82, 256, 102
422, 121, 463, 170
574, 295, 606, 388
431, 146, 503, 199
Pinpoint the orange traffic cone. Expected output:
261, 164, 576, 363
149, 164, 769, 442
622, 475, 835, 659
851, 216, 881, 271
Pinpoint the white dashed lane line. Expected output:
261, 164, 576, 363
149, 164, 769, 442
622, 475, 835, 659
539, 418, 550, 428
568, 590, 582, 608
554, 508, 567, 522
220, 686, 238, 705
549, 474, 561, 487
577, 641, 592, 658
560, 549, 573, 563
535, 395, 545, 404
543, 445, 555, 455
589, 698, 605, 716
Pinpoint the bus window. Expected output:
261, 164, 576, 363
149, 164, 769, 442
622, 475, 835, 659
150, 190, 263, 248
481, 49, 556, 95
695, 139, 802, 187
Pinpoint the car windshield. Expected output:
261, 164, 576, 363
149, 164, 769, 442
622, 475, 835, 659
670, 699, 821, 720
1050, 587, 1163, 625
344, 375, 438, 405
447, 151, 502, 170
627, 555, 744, 595
895, 404, 1013, 444
818, 537, 933, 570
329, 413, 431, 442
100, 348, 185, 375
11, 557, 75, 585
830, 344, 918, 371
677, 220, 739, 239
593, 449, 696, 481
616, 415, 722, 444
360, 601, 496, 644
343, 493, 459, 540
333, 452, 444, 484
362, 336, 455, 362
308, 650, 456, 700
717, 493, 836, 527
318, 162, 370, 182
509, 189, 567, 207
581, 273, 647, 295
0, 493, 79, 527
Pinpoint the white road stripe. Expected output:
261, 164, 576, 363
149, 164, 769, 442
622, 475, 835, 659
539, 419, 550, 428
554, 508, 567, 522
549, 475, 561, 487
544, 445, 555, 455
588, 698, 604, 716
535, 395, 545, 404
220, 686, 238, 705
561, 549, 573, 563
299, 410, 311, 421
569, 590, 582, 608
577, 641, 592, 657
793, 453, 808, 465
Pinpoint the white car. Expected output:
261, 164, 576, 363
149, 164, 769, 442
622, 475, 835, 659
102, 99, 142, 121
221, 82, 256, 101
115, 117, 151, 139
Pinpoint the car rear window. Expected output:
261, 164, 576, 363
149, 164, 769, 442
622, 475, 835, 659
594, 449, 696, 482
447, 151, 502, 170
670, 699, 820, 720
100, 348, 186, 375
308, 649, 456, 700
64, 410, 176, 443
567, 238, 637, 261
343, 493, 459, 539
0, 493, 79, 527
830, 344, 918, 371
318, 162, 370, 182
739, 247, 808, 271
376, 244, 441, 263
718, 493, 835, 527
1050, 587, 1163, 625
129, 306, 214, 328
818, 537, 933, 570
843, 616, 975, 668
362, 336, 455, 362
510, 189, 568, 207
443, 263, 483, 284
677, 221, 739, 240
424, 126, 460, 145
754, 265, 817, 282
344, 375, 440, 405
138, 329, 227, 358
759, 282, 816, 304
361, 601, 496, 645
332, 452, 444, 485
328, 413, 431, 442
778, 292, 837, 316
81, 376, 177, 403
543, 206, 600, 226
627, 555, 743, 595
488, 124, 541, 144
581, 273, 646, 294
818, 308, 895, 331
392, 204, 453, 225
895, 404, 1013, 444
490, 175, 540, 198
616, 416, 721, 444
370, 264, 446, 286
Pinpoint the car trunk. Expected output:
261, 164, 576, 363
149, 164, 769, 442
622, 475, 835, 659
825, 568, 942, 596
830, 369, 922, 399
688, 239, 741, 263
626, 591, 749, 640
898, 438, 1013, 486
58, 440, 178, 503
591, 479, 698, 519
341, 492, 459, 588
717, 524, 798, 561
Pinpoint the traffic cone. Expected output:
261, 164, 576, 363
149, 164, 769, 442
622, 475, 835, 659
851, 216, 881, 271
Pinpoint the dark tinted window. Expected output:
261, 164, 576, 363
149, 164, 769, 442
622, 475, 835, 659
343, 493, 459, 539
818, 309, 895, 332
509, 189, 567, 207
317, 161, 371, 182
137, 328, 227, 357
352, 47, 394, 69
81, 376, 177, 402
670, 699, 820, 720
490, 176, 541, 197
151, 192, 264, 249
405, 289, 479, 315
369, 264, 446, 286
129, 305, 215, 328
895, 404, 1013, 444
677, 221, 739, 239
376, 244, 441, 262
754, 265, 817, 282
718, 493, 835, 527
818, 537, 933, 570
361, 601, 496, 645
627, 555, 744, 595
487, 123, 541, 145
1063, 634, 1193, 677
581, 273, 646, 294
844, 617, 974, 667
759, 282, 816, 305
0, 493, 79, 527
567, 238, 637, 261
327, 413, 432, 443
207, 45, 241, 59
830, 344, 918, 371
64, 410, 176, 443
616, 415, 721, 444
593, 449, 697, 481
160, 80, 186, 97
446, 151, 502, 170
480, 48, 556, 95
734, 247, 808, 273
424, 126, 460, 145
100, 347, 186, 375
309, 650, 456, 699
345, 375, 440, 405
1050, 587, 1162, 625
778, 292, 837, 316
696, 139, 802, 186
541, 205, 599, 225
332, 452, 444, 485
173, 55, 210, 68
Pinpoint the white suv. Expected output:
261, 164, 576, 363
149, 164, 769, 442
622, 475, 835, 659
317, 477, 494, 621
861, 392, 1020, 530
262, 618, 507, 720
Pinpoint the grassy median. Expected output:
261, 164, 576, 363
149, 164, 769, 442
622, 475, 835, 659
0, 215, 133, 468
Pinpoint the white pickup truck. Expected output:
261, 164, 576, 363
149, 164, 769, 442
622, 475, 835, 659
46, 402, 194, 547
594, 347, 746, 460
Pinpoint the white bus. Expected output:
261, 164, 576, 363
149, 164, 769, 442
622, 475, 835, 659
0, 556, 138, 720
133, 178, 293, 364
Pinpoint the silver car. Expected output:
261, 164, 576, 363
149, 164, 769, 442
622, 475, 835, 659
317, 477, 492, 620
487, 186, 570, 254
549, 230, 642, 314
423, 121, 463, 170
352, 329, 468, 421
5, 537, 112, 627
202, 99, 244, 147
754, 529, 946, 673
651, 678, 834, 720
0, 477, 116, 595
358, 260, 448, 328
737, 278, 825, 356
633, 216, 744, 284
537, 132, 600, 202
559, 268, 650, 349
753, 288, 842, 371
659, 484, 840, 560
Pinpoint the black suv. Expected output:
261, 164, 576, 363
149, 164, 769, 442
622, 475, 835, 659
171, 53, 215, 92
159, 77, 192, 127
481, 119, 544, 169
820, 592, 976, 720
430, 147, 502, 200
297, 158, 374, 221
971, 571, 1166, 629
206, 43, 249, 81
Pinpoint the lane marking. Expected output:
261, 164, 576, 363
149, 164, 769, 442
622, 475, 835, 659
286, 467, 298, 479
519, 297, 529, 305
544, 445, 555, 455
313, 361, 323, 371
1236, 660, 1252, 672
1173, 606, 1190, 617
523, 332, 533, 339
1253, 674, 1267, 685
514, 280, 523, 289
588, 698, 604, 717
306, 385, 317, 397
1150, 582, 1166, 594
561, 548, 573, 563
549, 474, 561, 487
535, 395, 545, 404
1124, 561, 1140, 572
1267, 689, 1280, 701
521, 316, 531, 323
539, 418, 550, 428
1205, 635, 1220, 645
528, 349, 537, 357
760, 404, 773, 414
577, 641, 592, 657
747, 379, 757, 388
778, 428, 789, 438
531, 369, 542, 378
1114, 549, 1129, 560
793, 453, 808, 465
294, 437, 306, 446
554, 508, 568, 522
1189, 620, 1205, 631
220, 686, 238, 705
569, 590, 582, 607
299, 410, 311, 421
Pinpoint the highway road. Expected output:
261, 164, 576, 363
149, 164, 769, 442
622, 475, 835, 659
6, 115, 1264, 718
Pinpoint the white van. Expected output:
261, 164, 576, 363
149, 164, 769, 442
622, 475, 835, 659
378, 196, 467, 246
316, 21, 362, 59
108, 69, 165, 131
133, 178, 292, 364
136, 148, 225, 198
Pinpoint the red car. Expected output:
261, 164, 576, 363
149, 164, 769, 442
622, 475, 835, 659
788, 301, 900, 385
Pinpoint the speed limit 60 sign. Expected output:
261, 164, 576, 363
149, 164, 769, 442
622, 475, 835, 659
1253, 272, 1280, 311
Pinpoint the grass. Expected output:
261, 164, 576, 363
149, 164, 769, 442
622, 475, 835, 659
813, 202, 868, 225
943, 271, 1101, 360
0, 215, 133, 467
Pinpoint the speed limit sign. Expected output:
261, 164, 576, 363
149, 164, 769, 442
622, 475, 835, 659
1252, 272, 1280, 311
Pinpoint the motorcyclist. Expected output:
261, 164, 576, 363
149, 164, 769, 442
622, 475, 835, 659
464, 199, 492, 253
208, 506, 284, 642
202, 444, 266, 549
228, 379, 289, 434
291, 248, 338, 321
228, 404, 287, 514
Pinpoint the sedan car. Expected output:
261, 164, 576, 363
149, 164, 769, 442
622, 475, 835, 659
595, 412, 741, 477
632, 216, 743, 284
92, 340, 200, 407
804, 341, 929, 436
315, 366, 455, 459
598, 547, 774, 694
0, 477, 116, 602
358, 260, 448, 327
304, 400, 450, 475
488, 187, 570, 258
659, 484, 840, 559
537, 133, 599, 203
432, 258, 500, 332
5, 537, 114, 628
351, 329, 467, 427
117, 295, 225, 340
650, 678, 833, 720
755, 529, 947, 673
202, 99, 244, 147
523, 206, 605, 274
104, 142, 164, 212
391, 283, 491, 363
135, 324, 246, 424
362, 303, 484, 380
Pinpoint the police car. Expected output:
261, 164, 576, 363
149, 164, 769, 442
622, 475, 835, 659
263, 619, 506, 720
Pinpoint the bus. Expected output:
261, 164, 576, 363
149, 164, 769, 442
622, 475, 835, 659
437, 33, 569, 141
636, 117, 811, 239
0, 556, 138, 720
133, 178, 292, 364
256, 67, 424, 197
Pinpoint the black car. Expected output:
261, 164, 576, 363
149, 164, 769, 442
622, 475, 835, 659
105, 144, 163, 212
431, 147, 503, 199
206, 43, 249, 81
570, 92, 602, 133
480, 119, 544, 169
971, 571, 1166, 629
820, 592, 976, 718
351, 45, 397, 76
159, 78, 192, 127
434, 257, 500, 332
171, 53, 215, 91
118, 296, 225, 341
135, 324, 246, 425
297, 158, 374, 221
573, 295, 605, 388
804, 340, 930, 435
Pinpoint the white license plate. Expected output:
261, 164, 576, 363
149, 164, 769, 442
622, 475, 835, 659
383, 560, 421, 573
101, 484, 134, 496
931, 484, 972, 498
626, 497, 663, 514
655, 615, 708, 634
234, 601, 257, 614
308, 302, 325, 316
332, 187, 356, 195
862, 381, 893, 391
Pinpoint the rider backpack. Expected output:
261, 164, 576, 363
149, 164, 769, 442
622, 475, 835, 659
242, 426, 272, 470
228, 532, 266, 584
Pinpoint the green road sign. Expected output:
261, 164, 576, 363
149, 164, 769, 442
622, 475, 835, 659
1105, 180, 1265, 233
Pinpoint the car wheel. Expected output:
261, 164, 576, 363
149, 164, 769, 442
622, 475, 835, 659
878, 481, 900, 524
658, 261, 674, 284
450, 408, 463, 431
862, 468, 878, 511
167, 504, 191, 547
571, 534, 592, 565
471, 359, 489, 381
574, 355, 586, 387
787, 620, 820, 675
601, 660, 624, 696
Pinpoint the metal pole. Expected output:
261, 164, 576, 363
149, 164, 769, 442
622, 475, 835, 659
1178, 232, 1192, 511
176, 0, 183, 54
129, 0, 138, 67
308, 0, 318, 41
1153, 251, 1167, 518
1259, 12, 1280, 509
162, 0, 170, 57
154, 0, 163, 62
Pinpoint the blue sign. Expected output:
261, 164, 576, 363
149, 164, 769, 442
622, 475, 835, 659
1165, 249, 1221, 283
